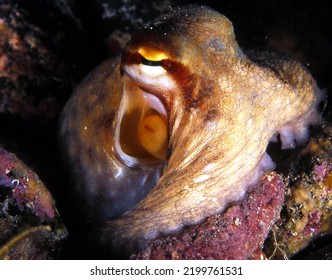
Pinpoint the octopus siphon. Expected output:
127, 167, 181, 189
59, 5, 324, 256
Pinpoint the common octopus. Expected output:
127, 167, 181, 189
59, 6, 324, 256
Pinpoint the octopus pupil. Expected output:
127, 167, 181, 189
141, 56, 164, 67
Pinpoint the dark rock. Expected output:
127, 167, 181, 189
0, 0, 91, 121
0, 147, 67, 260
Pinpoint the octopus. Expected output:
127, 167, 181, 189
59, 5, 324, 256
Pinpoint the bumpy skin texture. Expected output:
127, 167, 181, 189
132, 172, 285, 260
59, 6, 323, 255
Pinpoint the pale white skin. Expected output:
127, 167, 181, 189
59, 6, 324, 254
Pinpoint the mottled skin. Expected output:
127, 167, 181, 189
59, 6, 323, 255
132, 172, 286, 260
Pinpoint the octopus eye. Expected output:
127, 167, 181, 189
137, 48, 169, 76
141, 56, 163, 67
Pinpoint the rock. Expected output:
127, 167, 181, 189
0, 147, 67, 260
0, 0, 90, 121
264, 124, 332, 259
